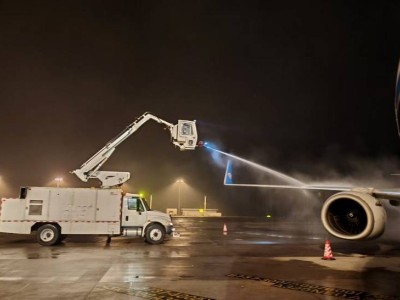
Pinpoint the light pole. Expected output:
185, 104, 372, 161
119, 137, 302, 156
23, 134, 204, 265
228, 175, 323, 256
55, 177, 63, 188
176, 179, 184, 215
204, 195, 207, 217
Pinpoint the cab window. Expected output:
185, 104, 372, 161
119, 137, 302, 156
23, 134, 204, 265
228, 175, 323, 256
127, 198, 138, 210
141, 198, 151, 211
137, 199, 145, 212
127, 197, 145, 212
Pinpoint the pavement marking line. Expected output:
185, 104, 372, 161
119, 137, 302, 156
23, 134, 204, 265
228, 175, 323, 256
226, 274, 400, 300
102, 286, 216, 300
0, 277, 24, 281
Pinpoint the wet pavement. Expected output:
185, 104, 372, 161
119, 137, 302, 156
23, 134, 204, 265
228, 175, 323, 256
0, 217, 399, 299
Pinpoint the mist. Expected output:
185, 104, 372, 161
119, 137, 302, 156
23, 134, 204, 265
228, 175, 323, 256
202, 145, 400, 229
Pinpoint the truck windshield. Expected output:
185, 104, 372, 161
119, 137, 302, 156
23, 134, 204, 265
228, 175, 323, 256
141, 198, 151, 211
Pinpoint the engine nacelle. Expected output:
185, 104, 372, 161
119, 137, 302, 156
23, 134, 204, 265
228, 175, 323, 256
321, 191, 386, 240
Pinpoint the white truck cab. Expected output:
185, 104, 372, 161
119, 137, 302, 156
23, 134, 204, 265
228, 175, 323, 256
0, 186, 174, 246
121, 193, 174, 243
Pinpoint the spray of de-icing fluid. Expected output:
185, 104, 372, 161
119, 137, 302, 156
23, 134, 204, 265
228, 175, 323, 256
204, 143, 321, 224
204, 144, 305, 186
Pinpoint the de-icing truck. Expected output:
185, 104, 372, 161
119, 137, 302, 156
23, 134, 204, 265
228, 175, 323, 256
0, 112, 198, 246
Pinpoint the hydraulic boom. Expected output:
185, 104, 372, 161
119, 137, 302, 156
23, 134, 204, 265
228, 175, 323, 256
72, 112, 197, 188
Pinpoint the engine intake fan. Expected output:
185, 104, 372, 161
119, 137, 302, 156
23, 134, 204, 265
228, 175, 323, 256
321, 191, 386, 240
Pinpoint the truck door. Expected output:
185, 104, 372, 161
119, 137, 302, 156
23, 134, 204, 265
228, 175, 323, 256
121, 196, 147, 227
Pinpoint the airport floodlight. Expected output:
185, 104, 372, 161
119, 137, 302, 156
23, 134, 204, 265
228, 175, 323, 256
176, 179, 184, 215
55, 177, 63, 187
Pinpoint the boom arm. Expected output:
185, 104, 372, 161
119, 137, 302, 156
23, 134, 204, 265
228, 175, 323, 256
72, 112, 198, 188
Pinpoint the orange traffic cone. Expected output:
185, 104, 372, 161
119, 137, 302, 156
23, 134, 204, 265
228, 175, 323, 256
223, 223, 228, 235
321, 239, 335, 260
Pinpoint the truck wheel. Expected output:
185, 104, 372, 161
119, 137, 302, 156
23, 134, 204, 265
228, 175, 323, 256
145, 224, 165, 245
37, 224, 60, 246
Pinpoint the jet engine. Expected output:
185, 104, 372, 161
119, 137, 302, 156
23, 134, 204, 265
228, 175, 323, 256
321, 190, 386, 240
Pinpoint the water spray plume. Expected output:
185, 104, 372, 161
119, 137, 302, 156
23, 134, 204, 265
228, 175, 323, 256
204, 145, 305, 186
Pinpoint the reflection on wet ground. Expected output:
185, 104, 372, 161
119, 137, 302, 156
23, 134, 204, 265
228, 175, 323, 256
0, 217, 399, 299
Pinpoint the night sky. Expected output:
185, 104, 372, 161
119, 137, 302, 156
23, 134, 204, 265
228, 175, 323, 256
1, 1, 400, 216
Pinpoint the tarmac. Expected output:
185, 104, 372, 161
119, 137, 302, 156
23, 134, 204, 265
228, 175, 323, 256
0, 216, 399, 299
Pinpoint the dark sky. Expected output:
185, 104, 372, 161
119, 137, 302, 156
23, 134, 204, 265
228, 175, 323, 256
1, 1, 400, 215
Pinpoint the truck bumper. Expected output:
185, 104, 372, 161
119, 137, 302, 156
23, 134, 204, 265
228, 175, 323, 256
166, 225, 175, 235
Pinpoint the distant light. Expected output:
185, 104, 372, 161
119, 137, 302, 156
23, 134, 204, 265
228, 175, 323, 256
139, 193, 144, 198
176, 179, 184, 183
266, 214, 272, 218
54, 177, 63, 187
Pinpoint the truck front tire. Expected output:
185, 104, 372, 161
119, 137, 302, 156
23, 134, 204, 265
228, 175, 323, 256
37, 224, 60, 246
145, 224, 165, 245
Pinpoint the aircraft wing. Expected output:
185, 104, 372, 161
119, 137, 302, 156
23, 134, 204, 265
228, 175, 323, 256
223, 160, 400, 200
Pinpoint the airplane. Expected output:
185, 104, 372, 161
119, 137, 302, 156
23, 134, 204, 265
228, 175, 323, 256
222, 60, 400, 242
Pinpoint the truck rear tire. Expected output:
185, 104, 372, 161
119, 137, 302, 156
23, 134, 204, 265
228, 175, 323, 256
145, 224, 165, 245
37, 224, 60, 246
